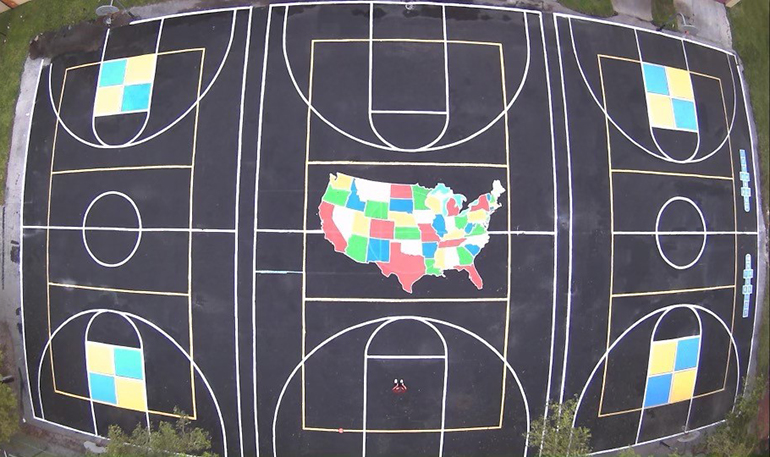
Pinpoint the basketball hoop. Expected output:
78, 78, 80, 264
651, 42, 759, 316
404, 1, 415, 11
96, 0, 134, 26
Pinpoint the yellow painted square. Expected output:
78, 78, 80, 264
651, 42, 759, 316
330, 173, 353, 190
123, 54, 157, 85
94, 86, 123, 116
647, 93, 676, 129
669, 369, 696, 403
388, 211, 416, 227
648, 340, 676, 375
115, 377, 147, 412
352, 211, 370, 236
666, 67, 694, 100
86, 342, 115, 375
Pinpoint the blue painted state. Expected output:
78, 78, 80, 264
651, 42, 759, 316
422, 242, 437, 259
390, 198, 413, 213
464, 223, 474, 234
432, 215, 447, 237
675, 337, 700, 371
346, 181, 366, 211
121, 83, 152, 112
465, 244, 480, 256
367, 238, 390, 262
644, 373, 672, 408
99, 60, 126, 87
642, 63, 669, 95
672, 98, 698, 131
89, 372, 117, 404
114, 347, 144, 380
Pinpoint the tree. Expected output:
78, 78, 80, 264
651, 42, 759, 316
527, 398, 592, 457
705, 375, 766, 457
101, 408, 216, 457
0, 351, 19, 444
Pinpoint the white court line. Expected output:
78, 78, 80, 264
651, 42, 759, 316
554, 14, 575, 406
23, 225, 235, 233
370, 110, 447, 115
255, 270, 303, 275
252, 5, 274, 455
590, 420, 724, 455
307, 160, 507, 168
614, 230, 757, 236
653, 196, 707, 270
272, 0, 541, 15
20, 60, 45, 419
47, 10, 238, 149
131, 5, 253, 24
255, 228, 549, 235
233, 7, 253, 456
564, 18, 737, 165
279, 2, 534, 153
365, 354, 445, 360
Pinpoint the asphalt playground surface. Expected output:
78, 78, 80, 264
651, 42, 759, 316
13, 2, 764, 456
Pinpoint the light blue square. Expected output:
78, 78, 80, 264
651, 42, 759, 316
643, 63, 669, 96
366, 238, 390, 263
672, 98, 698, 131
89, 372, 117, 404
644, 373, 672, 408
114, 347, 144, 380
675, 337, 700, 371
99, 59, 126, 87
121, 83, 152, 112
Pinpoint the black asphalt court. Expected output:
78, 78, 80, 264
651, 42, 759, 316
17, 2, 762, 456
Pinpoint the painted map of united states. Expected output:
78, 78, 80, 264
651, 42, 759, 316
319, 173, 505, 293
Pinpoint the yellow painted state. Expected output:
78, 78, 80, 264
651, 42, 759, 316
115, 377, 147, 412
124, 54, 157, 85
86, 342, 115, 376
434, 248, 446, 269
388, 211, 416, 227
330, 173, 352, 190
670, 369, 697, 403
425, 195, 443, 214
467, 210, 487, 223
445, 228, 465, 240
352, 211, 370, 236
94, 86, 123, 116
648, 340, 676, 375
647, 93, 676, 129
666, 67, 694, 100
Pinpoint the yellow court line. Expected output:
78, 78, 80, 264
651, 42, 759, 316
611, 169, 733, 181
49, 282, 189, 297
301, 39, 512, 430
65, 48, 207, 71
308, 160, 507, 168
304, 425, 502, 433
52, 164, 192, 175
611, 284, 735, 298
54, 389, 195, 420
499, 41, 512, 428
314, 38, 501, 47
597, 54, 721, 82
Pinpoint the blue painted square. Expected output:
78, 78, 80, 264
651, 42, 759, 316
89, 372, 117, 404
389, 199, 413, 213
121, 83, 152, 112
99, 59, 126, 87
644, 373, 672, 408
643, 63, 669, 96
672, 98, 697, 131
422, 242, 437, 259
367, 238, 390, 262
675, 337, 700, 371
114, 347, 143, 380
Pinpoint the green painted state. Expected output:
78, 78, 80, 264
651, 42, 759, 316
394, 227, 421, 240
364, 200, 389, 219
322, 186, 350, 206
457, 246, 474, 265
345, 235, 368, 262
412, 186, 430, 210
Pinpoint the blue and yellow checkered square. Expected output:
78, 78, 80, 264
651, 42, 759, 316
643, 336, 700, 408
642, 62, 698, 132
86, 341, 147, 412
94, 54, 156, 117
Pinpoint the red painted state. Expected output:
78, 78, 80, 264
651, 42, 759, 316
470, 195, 489, 211
319, 202, 347, 252
446, 199, 460, 217
377, 243, 426, 293
456, 265, 483, 289
370, 218, 395, 239
438, 238, 465, 248
391, 184, 413, 198
418, 223, 440, 242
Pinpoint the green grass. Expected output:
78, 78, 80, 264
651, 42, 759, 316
558, 0, 615, 18
730, 0, 769, 381
0, 0, 162, 203
652, 0, 677, 31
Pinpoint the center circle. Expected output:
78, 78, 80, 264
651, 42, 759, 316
654, 196, 707, 270
81, 191, 143, 268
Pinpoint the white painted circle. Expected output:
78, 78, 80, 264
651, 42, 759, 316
654, 196, 707, 270
81, 191, 143, 268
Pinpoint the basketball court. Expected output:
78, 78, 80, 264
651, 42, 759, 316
14, 2, 763, 456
